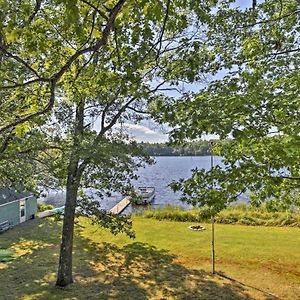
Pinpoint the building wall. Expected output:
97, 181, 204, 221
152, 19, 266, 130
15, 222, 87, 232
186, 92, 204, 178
25, 196, 37, 220
0, 196, 37, 226
0, 201, 20, 226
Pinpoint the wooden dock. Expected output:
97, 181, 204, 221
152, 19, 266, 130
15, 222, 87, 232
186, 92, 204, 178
110, 196, 131, 215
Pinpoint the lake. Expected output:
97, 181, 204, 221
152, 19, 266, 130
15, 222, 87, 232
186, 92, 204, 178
130, 156, 223, 211
41, 156, 226, 212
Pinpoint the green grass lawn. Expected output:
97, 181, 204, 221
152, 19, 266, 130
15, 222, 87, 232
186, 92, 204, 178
0, 217, 299, 299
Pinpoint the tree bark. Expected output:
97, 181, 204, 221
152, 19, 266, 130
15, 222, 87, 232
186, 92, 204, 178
56, 101, 84, 287
56, 177, 79, 286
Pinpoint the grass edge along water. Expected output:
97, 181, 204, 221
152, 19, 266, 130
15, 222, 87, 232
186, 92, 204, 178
137, 203, 300, 227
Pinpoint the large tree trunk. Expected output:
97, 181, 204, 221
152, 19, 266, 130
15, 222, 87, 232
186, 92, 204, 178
56, 177, 79, 286
56, 101, 84, 287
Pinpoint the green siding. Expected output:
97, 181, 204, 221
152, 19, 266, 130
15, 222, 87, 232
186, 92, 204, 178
25, 196, 37, 220
0, 196, 37, 227
0, 201, 20, 226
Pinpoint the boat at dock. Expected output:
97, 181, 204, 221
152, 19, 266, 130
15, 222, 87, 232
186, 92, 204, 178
110, 187, 155, 214
134, 187, 155, 205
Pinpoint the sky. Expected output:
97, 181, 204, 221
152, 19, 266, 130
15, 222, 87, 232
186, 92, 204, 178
114, 123, 169, 143
114, 121, 218, 144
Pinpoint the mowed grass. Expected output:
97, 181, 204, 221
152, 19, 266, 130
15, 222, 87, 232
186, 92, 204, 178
0, 217, 299, 300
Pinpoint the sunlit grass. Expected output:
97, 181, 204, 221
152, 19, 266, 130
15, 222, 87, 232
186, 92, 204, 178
0, 217, 299, 299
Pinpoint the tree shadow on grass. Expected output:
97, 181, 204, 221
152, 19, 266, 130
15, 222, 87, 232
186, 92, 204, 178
0, 219, 275, 299
216, 271, 279, 300
0, 218, 62, 299
71, 239, 277, 300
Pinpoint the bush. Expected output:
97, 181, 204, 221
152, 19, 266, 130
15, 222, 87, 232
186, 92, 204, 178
37, 203, 55, 212
138, 204, 300, 227
141, 205, 201, 222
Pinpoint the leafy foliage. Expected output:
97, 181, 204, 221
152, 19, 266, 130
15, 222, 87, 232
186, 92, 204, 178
0, 0, 224, 222
2, 0, 298, 285
158, 0, 300, 211
37, 203, 55, 212
77, 192, 135, 238
0, 0, 226, 285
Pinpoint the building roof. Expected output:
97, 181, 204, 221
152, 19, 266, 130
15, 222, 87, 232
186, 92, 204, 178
0, 188, 32, 206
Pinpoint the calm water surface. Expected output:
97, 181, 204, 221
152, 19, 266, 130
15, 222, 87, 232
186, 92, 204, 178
130, 156, 223, 211
42, 156, 223, 212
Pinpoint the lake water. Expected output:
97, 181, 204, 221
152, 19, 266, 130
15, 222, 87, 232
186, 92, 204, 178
41, 156, 227, 212
130, 156, 223, 211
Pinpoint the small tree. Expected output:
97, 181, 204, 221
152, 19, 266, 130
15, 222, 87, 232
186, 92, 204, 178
160, 0, 300, 209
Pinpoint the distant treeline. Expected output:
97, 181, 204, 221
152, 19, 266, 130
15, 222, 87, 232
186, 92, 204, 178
140, 141, 212, 156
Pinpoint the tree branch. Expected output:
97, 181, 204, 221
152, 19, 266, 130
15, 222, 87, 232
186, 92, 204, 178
156, 0, 171, 62
0, 44, 41, 78
156, 87, 183, 94
100, 97, 136, 135
127, 106, 148, 114
114, 27, 121, 66
80, 0, 109, 21
0, 78, 50, 89
146, 80, 167, 94
0, 131, 14, 154
79, 10, 97, 49
17, 145, 64, 155
271, 47, 300, 56
27, 0, 43, 25
52, 0, 126, 82
74, 51, 96, 81
243, 9, 300, 28
101, 103, 110, 132
235, 47, 300, 66
0, 79, 55, 134
280, 176, 300, 181
77, 96, 136, 174
0, 0, 127, 134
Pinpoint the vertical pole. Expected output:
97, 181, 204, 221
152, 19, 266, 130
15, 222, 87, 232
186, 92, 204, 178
210, 141, 215, 274
210, 148, 213, 171
211, 216, 215, 274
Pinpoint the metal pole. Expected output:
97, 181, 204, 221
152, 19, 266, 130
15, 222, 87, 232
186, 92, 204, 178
211, 216, 215, 274
210, 141, 215, 274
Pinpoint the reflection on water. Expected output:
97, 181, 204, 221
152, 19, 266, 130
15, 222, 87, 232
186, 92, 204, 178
40, 156, 223, 213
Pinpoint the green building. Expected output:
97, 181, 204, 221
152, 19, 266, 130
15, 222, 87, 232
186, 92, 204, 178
0, 188, 37, 228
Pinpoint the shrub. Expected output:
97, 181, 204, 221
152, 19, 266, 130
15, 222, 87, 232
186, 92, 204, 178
138, 204, 300, 227
37, 203, 55, 212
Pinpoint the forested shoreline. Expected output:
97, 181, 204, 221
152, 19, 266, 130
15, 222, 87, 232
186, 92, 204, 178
140, 141, 212, 156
